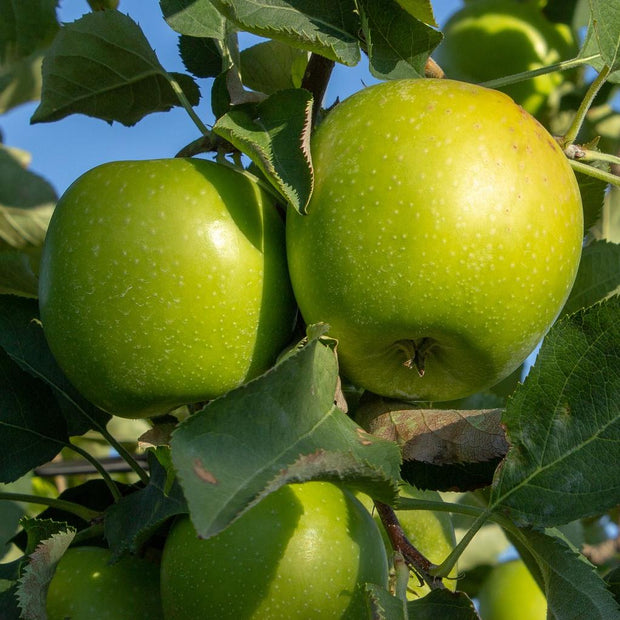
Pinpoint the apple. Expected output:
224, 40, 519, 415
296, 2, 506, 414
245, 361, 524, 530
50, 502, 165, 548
39, 158, 297, 418
435, 0, 577, 116
46, 546, 163, 619
357, 484, 458, 598
160, 481, 389, 619
286, 78, 583, 402
477, 558, 547, 619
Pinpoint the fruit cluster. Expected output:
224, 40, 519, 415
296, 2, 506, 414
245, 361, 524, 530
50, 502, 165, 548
40, 78, 580, 618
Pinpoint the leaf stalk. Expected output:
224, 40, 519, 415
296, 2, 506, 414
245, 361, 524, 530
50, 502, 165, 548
0, 491, 100, 522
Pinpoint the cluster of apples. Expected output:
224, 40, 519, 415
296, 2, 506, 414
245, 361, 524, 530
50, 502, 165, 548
40, 76, 578, 617
39, 79, 582, 418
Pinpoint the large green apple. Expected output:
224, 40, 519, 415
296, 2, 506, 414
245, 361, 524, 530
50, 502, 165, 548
160, 481, 389, 619
477, 558, 547, 619
435, 0, 577, 117
46, 546, 163, 619
357, 484, 458, 598
39, 158, 297, 418
286, 79, 583, 402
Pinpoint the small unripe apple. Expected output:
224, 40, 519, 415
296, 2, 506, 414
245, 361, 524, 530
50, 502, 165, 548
435, 0, 577, 116
160, 481, 389, 619
46, 546, 163, 619
286, 79, 583, 402
39, 159, 297, 418
477, 558, 547, 619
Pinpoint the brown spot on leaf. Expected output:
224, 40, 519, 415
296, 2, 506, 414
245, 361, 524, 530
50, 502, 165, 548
193, 459, 218, 485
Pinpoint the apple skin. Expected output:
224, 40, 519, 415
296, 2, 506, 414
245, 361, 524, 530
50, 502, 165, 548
477, 559, 547, 619
286, 79, 583, 402
46, 546, 163, 619
435, 0, 577, 117
357, 484, 458, 597
160, 481, 389, 619
39, 159, 297, 418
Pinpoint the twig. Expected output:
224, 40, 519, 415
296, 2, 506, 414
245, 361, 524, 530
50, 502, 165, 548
301, 54, 335, 125
373, 500, 445, 590
35, 454, 149, 477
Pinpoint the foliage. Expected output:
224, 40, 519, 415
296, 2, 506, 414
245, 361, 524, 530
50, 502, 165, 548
0, 1, 619, 619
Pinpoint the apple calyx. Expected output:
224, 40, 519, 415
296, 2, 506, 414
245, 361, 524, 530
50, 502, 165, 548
396, 338, 436, 376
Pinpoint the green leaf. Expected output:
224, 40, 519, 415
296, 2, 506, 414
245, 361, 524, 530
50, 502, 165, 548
589, 0, 620, 72
0, 295, 112, 438
579, 6, 620, 84
0, 346, 67, 484
563, 240, 620, 315
240, 40, 309, 94
576, 165, 608, 231
508, 527, 620, 620
178, 35, 222, 78
0, 499, 24, 558
20, 518, 72, 556
16, 526, 75, 620
0, 147, 55, 296
0, 147, 56, 245
0, 252, 39, 298
358, 0, 442, 80
394, 0, 437, 27
406, 589, 479, 619
104, 449, 187, 559
0, 582, 20, 620
606, 565, 620, 606
490, 296, 620, 526
214, 88, 314, 212
31, 11, 200, 126
590, 186, 620, 244
0, 0, 59, 113
160, 0, 227, 39
12, 481, 128, 548
211, 0, 361, 66
364, 583, 406, 620
170, 337, 401, 539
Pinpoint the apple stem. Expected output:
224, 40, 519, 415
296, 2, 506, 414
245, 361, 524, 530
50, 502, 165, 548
431, 509, 490, 579
569, 159, 620, 188
373, 500, 446, 591
165, 72, 211, 137
61, 441, 124, 501
480, 54, 600, 91
562, 65, 611, 149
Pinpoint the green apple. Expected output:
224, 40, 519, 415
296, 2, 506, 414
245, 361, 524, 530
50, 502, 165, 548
286, 78, 583, 402
160, 481, 389, 619
435, 0, 577, 116
39, 158, 297, 418
477, 558, 547, 619
357, 484, 458, 598
46, 546, 163, 619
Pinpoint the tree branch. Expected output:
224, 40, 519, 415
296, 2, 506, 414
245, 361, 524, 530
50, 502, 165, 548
301, 54, 335, 126
374, 500, 445, 591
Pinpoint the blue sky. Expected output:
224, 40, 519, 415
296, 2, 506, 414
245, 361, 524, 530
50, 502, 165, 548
1, 1, 463, 196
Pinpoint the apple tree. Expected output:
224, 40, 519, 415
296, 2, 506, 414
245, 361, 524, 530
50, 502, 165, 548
0, 1, 619, 618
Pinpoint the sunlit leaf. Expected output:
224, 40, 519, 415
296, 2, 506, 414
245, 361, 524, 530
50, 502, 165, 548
491, 296, 620, 526
32, 11, 199, 126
